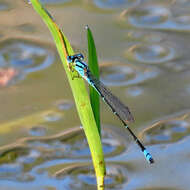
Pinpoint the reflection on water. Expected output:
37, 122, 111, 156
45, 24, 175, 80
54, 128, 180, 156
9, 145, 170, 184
127, 31, 163, 43
16, 24, 36, 33
128, 5, 171, 26
0, 40, 54, 73
1, 112, 190, 189
29, 126, 47, 136
0, 2, 10, 11
0, 68, 18, 86
92, 0, 141, 10
54, 99, 74, 111
100, 62, 160, 86
140, 111, 190, 145
126, 86, 143, 97
43, 112, 63, 122
0, 39, 54, 86
120, 1, 190, 31
125, 43, 176, 64
55, 163, 128, 190
0, 0, 190, 189
0, 125, 128, 187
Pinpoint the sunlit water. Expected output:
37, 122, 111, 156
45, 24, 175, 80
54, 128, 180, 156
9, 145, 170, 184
0, 0, 190, 189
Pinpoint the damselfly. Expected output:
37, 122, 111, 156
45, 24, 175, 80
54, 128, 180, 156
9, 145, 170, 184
67, 54, 154, 164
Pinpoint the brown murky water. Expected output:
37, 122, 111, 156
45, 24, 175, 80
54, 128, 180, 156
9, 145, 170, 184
0, 0, 190, 189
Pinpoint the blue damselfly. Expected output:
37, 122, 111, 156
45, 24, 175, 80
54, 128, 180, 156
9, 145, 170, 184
67, 54, 154, 164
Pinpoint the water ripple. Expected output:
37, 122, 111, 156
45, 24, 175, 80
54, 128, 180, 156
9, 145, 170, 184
127, 31, 163, 43
0, 2, 10, 11
100, 62, 160, 87
0, 39, 54, 86
16, 24, 36, 33
175, 0, 190, 7
43, 112, 63, 122
136, 188, 181, 190
92, 0, 141, 10
126, 86, 143, 97
27, 125, 127, 159
125, 43, 176, 64
0, 124, 128, 183
126, 135, 190, 190
29, 126, 47, 137
54, 162, 128, 190
54, 99, 74, 111
128, 5, 171, 27
0, 147, 34, 182
140, 111, 190, 145
120, 3, 190, 32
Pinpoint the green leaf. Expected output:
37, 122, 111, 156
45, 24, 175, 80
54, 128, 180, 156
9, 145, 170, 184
30, 0, 106, 189
86, 25, 101, 136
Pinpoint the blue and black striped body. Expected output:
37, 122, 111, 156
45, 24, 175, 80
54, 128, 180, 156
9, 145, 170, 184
67, 54, 154, 164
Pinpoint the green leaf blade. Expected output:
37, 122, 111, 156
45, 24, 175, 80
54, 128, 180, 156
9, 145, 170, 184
30, 0, 106, 188
86, 25, 101, 136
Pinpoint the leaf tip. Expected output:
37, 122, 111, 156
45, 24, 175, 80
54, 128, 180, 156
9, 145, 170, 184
85, 25, 89, 30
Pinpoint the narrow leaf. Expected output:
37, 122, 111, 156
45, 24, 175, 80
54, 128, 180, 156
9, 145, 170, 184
30, 0, 105, 188
86, 25, 101, 135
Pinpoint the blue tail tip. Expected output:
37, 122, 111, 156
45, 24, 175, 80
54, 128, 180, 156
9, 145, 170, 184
149, 157, 154, 164
143, 149, 154, 164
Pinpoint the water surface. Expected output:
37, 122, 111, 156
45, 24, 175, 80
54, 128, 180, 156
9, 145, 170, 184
0, 0, 190, 189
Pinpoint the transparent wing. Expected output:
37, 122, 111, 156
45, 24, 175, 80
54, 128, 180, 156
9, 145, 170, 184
88, 72, 134, 123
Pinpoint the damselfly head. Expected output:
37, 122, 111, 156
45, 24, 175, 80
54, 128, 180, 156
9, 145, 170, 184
76, 54, 84, 61
67, 56, 72, 63
67, 54, 84, 63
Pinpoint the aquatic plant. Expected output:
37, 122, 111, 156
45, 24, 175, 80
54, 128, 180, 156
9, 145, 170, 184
30, 0, 105, 189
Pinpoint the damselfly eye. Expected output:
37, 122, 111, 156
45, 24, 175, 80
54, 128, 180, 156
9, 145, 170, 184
76, 53, 84, 61
68, 54, 84, 62
67, 56, 73, 63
